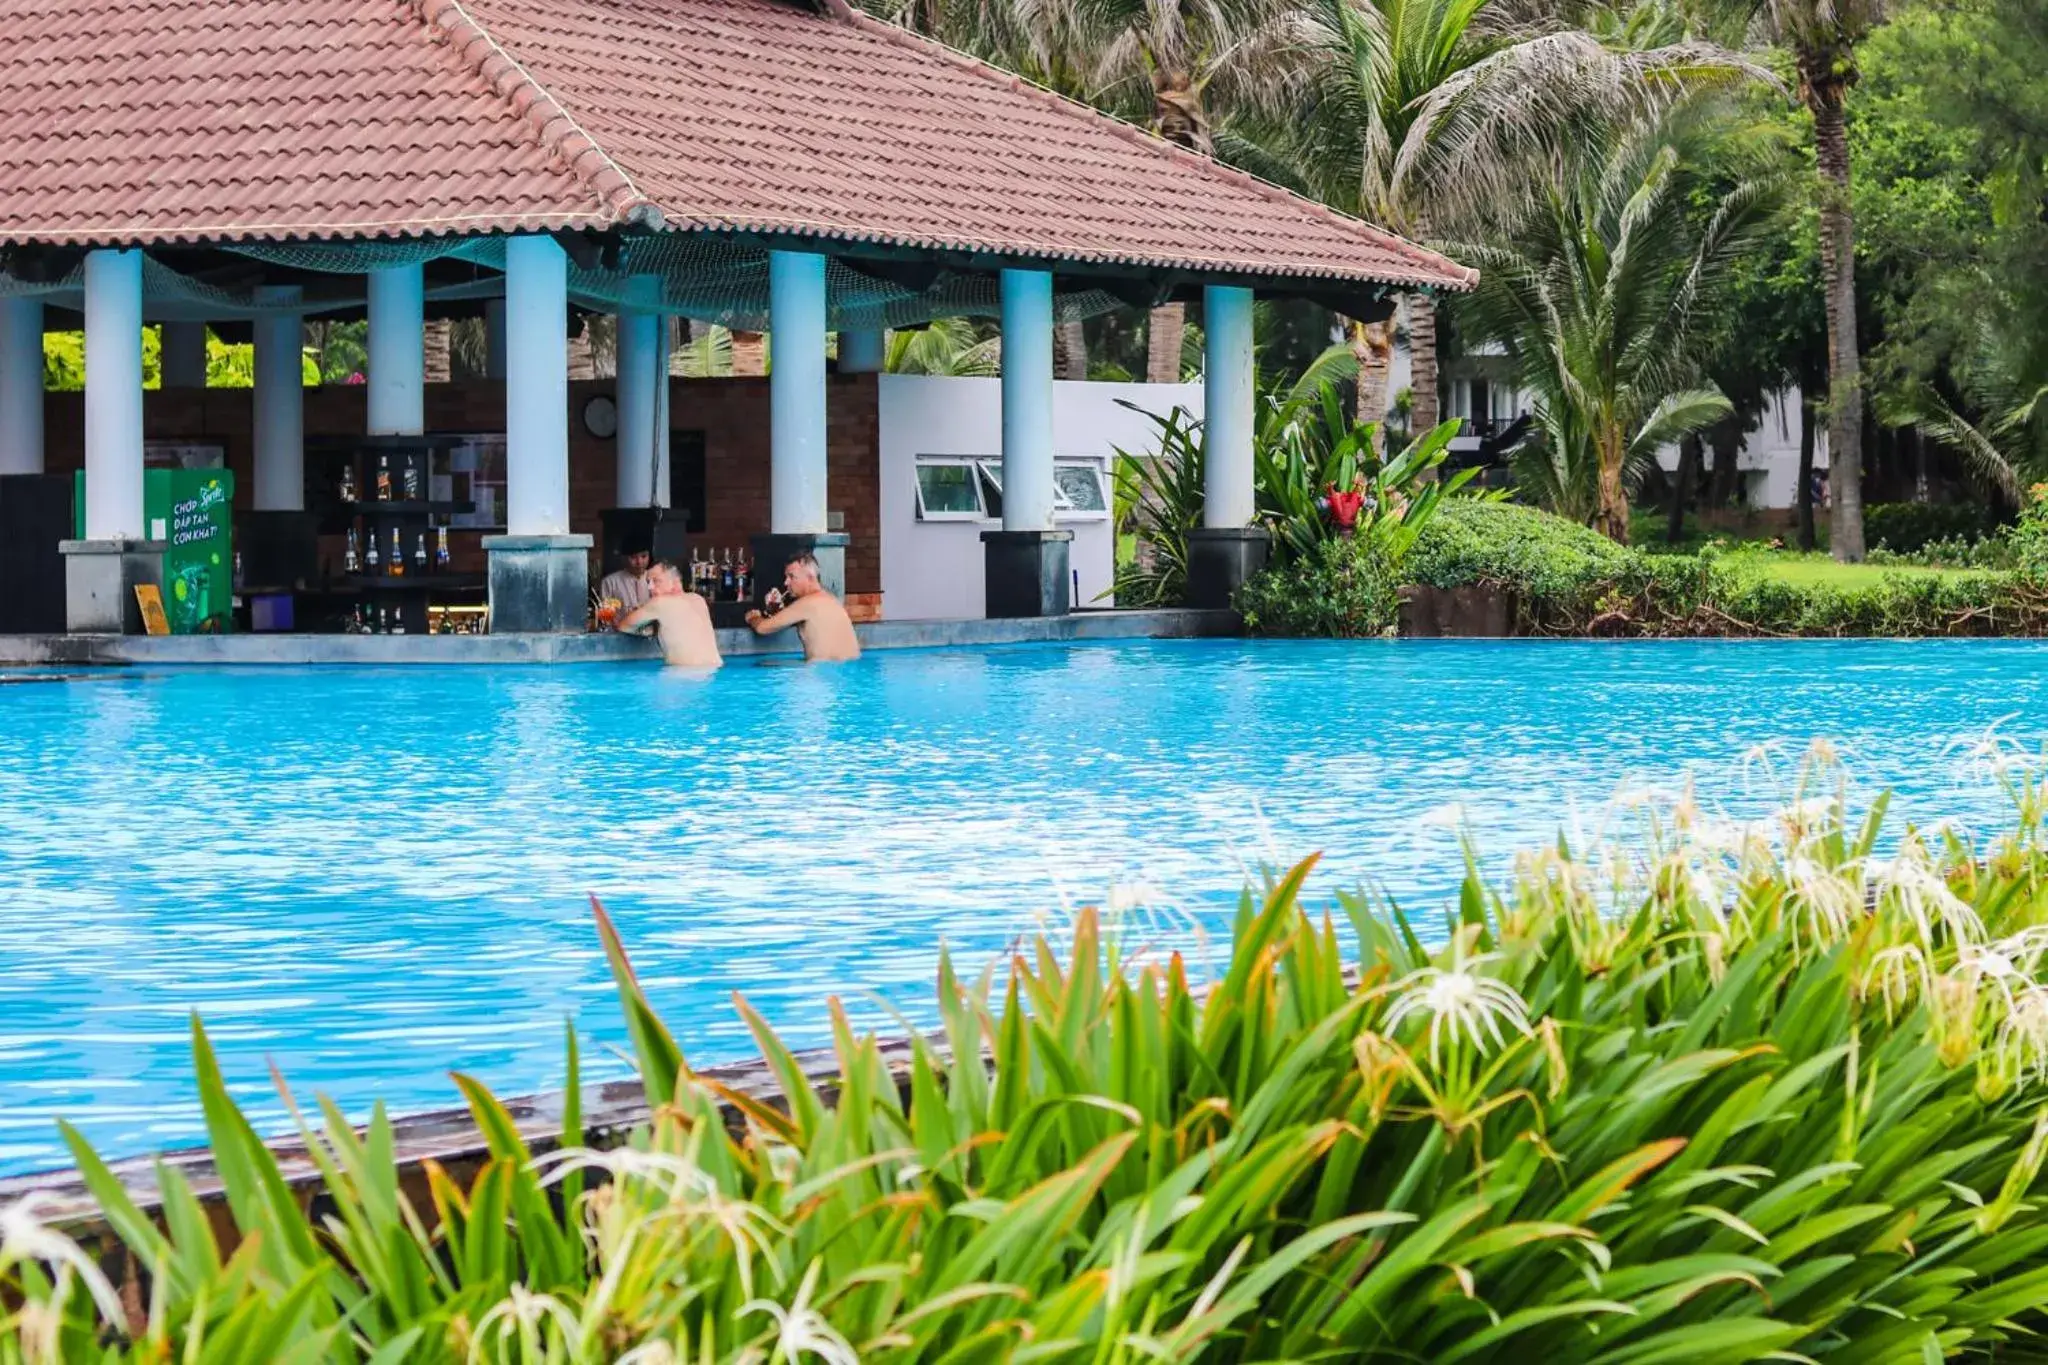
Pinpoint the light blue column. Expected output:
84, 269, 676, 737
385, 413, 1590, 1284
838, 328, 885, 374
83, 249, 144, 540
769, 250, 828, 534
615, 276, 663, 508
251, 286, 305, 511
1000, 268, 1055, 532
504, 235, 569, 536
1202, 285, 1255, 528
0, 296, 43, 475
160, 321, 208, 390
366, 264, 424, 436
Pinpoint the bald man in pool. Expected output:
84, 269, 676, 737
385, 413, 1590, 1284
618, 561, 723, 668
745, 551, 860, 662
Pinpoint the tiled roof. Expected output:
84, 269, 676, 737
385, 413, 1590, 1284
0, 0, 1475, 292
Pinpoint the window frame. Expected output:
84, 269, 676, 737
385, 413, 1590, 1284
912, 456, 989, 522
1052, 458, 1110, 520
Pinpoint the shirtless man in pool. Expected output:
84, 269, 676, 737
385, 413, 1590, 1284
617, 561, 723, 668
745, 552, 860, 662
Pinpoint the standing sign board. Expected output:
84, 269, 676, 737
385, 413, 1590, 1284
74, 466, 235, 634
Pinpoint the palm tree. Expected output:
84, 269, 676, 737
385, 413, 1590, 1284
1457, 130, 1780, 540
1749, 0, 1887, 560
864, 0, 1304, 385
1269, 0, 1758, 437
886, 317, 1004, 376
1891, 299, 2048, 510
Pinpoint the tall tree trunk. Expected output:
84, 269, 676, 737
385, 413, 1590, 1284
1796, 389, 1818, 550
566, 319, 597, 382
1054, 319, 1088, 381
422, 319, 452, 384
1667, 433, 1700, 544
1708, 418, 1742, 508
1595, 427, 1630, 544
1145, 303, 1185, 384
1406, 292, 1440, 437
730, 329, 767, 377
1804, 60, 1866, 562
1349, 317, 1395, 454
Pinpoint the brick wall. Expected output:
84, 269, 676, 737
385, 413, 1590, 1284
38, 373, 884, 603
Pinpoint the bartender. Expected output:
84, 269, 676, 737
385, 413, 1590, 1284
597, 541, 653, 621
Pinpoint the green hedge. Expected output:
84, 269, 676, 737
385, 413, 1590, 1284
1237, 536, 1400, 637
1864, 500, 2005, 554
1406, 500, 2048, 636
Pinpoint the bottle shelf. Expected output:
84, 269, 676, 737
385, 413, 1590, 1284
341, 500, 475, 516
342, 574, 482, 592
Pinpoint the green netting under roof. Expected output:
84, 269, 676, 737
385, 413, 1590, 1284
0, 256, 360, 318
231, 233, 1128, 328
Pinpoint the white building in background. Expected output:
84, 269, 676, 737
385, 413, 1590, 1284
1379, 325, 1827, 511
878, 375, 1202, 620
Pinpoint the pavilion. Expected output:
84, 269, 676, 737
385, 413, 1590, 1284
0, 0, 1474, 635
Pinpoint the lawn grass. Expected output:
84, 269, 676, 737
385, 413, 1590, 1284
1714, 548, 1986, 589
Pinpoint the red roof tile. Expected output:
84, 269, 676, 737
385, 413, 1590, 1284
0, 0, 1474, 292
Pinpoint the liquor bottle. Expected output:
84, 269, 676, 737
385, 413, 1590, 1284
413, 533, 428, 571
339, 462, 357, 503
735, 552, 749, 602
402, 460, 421, 500
365, 531, 381, 571
376, 604, 390, 634
720, 548, 736, 600
388, 526, 405, 577
375, 454, 392, 501
434, 526, 450, 569
232, 552, 245, 592
344, 528, 360, 574
689, 549, 704, 596
392, 606, 407, 635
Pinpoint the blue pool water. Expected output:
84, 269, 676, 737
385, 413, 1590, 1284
4, 637, 2048, 1175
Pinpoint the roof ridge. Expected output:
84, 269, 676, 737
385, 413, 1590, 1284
815, 0, 1475, 292
411, 0, 664, 231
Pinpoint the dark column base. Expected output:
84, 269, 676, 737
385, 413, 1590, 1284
60, 538, 166, 634
1185, 527, 1271, 609
981, 529, 1074, 619
482, 534, 592, 633
750, 531, 849, 607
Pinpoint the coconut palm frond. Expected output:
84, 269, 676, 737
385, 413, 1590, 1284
1629, 388, 1734, 460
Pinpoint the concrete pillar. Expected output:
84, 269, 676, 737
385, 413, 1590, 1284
615, 283, 662, 509
251, 288, 304, 511
999, 269, 1055, 532
366, 265, 424, 435
1185, 284, 1268, 609
63, 249, 161, 632
83, 250, 145, 540
769, 250, 827, 534
484, 297, 507, 382
653, 316, 672, 507
982, 268, 1070, 617
838, 328, 885, 374
1202, 285, 1255, 528
505, 236, 569, 536
160, 321, 209, 390
0, 296, 43, 475
483, 234, 589, 632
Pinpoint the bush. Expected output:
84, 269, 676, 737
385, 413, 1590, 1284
1237, 534, 1398, 637
1409, 499, 2048, 636
1864, 500, 2004, 555
19, 766, 2048, 1359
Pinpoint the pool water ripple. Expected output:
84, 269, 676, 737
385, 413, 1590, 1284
2, 637, 2047, 1174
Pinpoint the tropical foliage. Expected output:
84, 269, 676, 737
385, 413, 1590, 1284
1456, 130, 1780, 541
21, 759, 2048, 1357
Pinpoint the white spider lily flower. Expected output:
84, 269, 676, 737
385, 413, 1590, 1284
531, 1145, 718, 1202
1862, 943, 1932, 1017
740, 1260, 859, 1365
1954, 940, 2035, 1014
1383, 949, 1533, 1067
0, 1193, 126, 1329
473, 1285, 583, 1356
1872, 848, 1984, 948
1995, 984, 2048, 1090
1782, 855, 1864, 952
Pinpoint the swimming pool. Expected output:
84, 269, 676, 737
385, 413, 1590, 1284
3, 637, 2046, 1175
